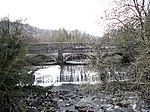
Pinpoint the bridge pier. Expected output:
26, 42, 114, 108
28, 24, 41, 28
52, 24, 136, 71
57, 49, 64, 65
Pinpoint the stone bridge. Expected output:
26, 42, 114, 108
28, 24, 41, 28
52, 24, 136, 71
26, 42, 118, 65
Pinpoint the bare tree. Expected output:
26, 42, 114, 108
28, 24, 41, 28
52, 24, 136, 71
93, 0, 150, 100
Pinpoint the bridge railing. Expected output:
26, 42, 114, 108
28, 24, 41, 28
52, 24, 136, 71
27, 42, 116, 54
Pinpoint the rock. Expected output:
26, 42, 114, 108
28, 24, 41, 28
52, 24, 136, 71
30, 102, 38, 107
78, 108, 94, 112
59, 95, 65, 100
117, 100, 130, 107
75, 105, 94, 112
79, 96, 83, 99
65, 110, 70, 112
100, 104, 114, 111
26, 107, 39, 112
25, 84, 149, 112
58, 90, 69, 97
78, 108, 87, 112
75, 105, 86, 110
88, 110, 94, 112
65, 102, 73, 107
100, 105, 107, 111
37, 105, 43, 111
70, 95, 77, 99
65, 110, 75, 112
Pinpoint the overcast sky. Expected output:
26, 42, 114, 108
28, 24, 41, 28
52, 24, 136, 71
0, 0, 112, 36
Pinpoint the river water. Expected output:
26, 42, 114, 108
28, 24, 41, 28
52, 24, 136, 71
30, 64, 150, 112
33, 64, 99, 86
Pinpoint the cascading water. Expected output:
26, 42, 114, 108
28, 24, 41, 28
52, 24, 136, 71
34, 65, 99, 86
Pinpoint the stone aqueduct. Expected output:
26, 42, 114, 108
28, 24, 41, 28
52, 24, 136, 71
26, 42, 118, 65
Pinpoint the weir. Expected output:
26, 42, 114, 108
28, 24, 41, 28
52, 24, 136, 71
27, 42, 128, 86
33, 65, 99, 86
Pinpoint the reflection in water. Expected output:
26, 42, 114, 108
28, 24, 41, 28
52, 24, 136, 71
34, 65, 99, 86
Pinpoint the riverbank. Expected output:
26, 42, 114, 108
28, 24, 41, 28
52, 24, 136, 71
25, 84, 150, 112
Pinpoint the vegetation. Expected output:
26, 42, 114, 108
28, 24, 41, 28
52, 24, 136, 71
0, 18, 55, 112
95, 0, 150, 100
33, 28, 96, 43
0, 18, 36, 112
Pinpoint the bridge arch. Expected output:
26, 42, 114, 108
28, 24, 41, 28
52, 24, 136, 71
63, 53, 95, 61
26, 54, 57, 65
27, 42, 118, 65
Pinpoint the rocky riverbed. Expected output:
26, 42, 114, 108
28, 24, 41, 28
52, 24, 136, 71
25, 84, 150, 112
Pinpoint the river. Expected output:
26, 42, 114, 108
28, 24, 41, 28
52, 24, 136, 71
33, 64, 99, 86
25, 63, 150, 112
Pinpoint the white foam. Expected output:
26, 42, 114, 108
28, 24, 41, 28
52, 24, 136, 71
34, 65, 60, 85
33, 65, 99, 87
